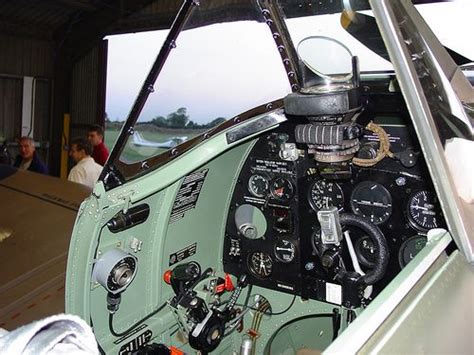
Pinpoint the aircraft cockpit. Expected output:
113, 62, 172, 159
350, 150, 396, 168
66, 1, 474, 354
222, 34, 445, 314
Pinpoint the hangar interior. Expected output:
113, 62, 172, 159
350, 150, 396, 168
1, 0, 444, 177
0, 0, 182, 176
0, 0, 472, 354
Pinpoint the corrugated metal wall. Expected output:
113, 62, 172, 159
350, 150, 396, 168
0, 34, 53, 78
0, 33, 53, 167
0, 75, 52, 164
0, 31, 106, 174
0, 76, 22, 141
33, 79, 51, 141
70, 44, 101, 140
0, 76, 52, 142
33, 79, 52, 166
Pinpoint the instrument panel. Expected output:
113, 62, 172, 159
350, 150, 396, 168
223, 113, 445, 306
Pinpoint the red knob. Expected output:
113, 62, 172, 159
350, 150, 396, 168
163, 270, 172, 284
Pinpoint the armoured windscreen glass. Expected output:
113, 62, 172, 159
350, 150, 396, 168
115, 1, 290, 168
279, 4, 393, 74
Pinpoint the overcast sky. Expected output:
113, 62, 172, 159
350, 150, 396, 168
105, 1, 474, 123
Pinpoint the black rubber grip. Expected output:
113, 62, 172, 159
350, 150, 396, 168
295, 124, 344, 145
339, 213, 390, 285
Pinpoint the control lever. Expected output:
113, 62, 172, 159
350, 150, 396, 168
344, 230, 373, 299
166, 261, 201, 295
225, 274, 248, 312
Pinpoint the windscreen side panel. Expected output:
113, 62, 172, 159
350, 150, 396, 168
102, 1, 193, 185
369, 0, 474, 262
107, 1, 292, 184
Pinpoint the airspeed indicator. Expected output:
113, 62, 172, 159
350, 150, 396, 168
308, 180, 344, 212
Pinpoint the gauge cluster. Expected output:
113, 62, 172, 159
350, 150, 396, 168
223, 116, 445, 305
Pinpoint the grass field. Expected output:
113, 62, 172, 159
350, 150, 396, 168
105, 127, 203, 163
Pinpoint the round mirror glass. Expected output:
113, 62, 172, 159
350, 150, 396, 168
297, 36, 353, 82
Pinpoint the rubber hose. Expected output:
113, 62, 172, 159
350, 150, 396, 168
339, 213, 389, 285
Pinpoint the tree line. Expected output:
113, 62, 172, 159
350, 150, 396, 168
107, 107, 225, 129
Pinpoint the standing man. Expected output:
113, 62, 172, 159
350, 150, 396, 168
87, 124, 109, 166
14, 136, 48, 174
68, 137, 102, 188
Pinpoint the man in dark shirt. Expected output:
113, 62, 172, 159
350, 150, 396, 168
13, 136, 48, 174
87, 125, 109, 166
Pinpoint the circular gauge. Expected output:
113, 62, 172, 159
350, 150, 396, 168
248, 174, 269, 198
399, 235, 427, 268
248, 252, 273, 278
271, 177, 294, 202
350, 181, 392, 225
308, 180, 344, 212
407, 190, 441, 231
354, 236, 377, 268
274, 239, 296, 263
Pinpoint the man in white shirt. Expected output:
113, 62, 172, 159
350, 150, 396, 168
68, 138, 103, 188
